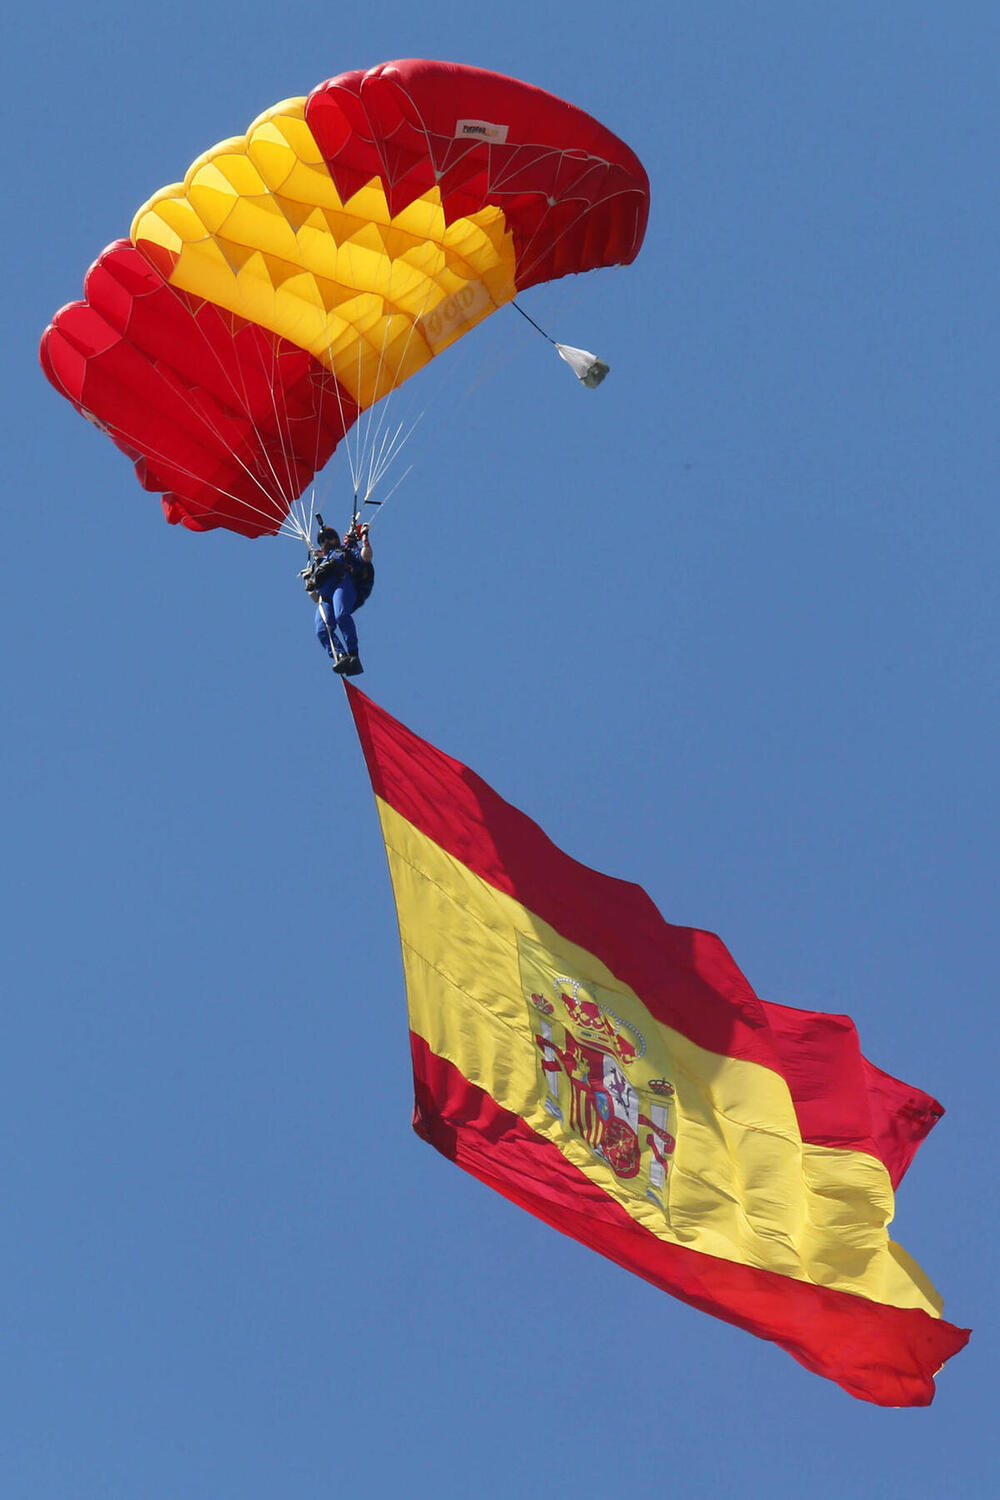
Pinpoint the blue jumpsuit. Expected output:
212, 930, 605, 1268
313, 542, 364, 659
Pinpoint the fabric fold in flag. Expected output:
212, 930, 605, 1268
346, 685, 969, 1406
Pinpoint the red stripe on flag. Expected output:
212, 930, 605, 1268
410, 1033, 969, 1407
347, 686, 943, 1177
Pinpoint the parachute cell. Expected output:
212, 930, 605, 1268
40, 59, 650, 538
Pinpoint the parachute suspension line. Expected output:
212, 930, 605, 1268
147, 360, 295, 533
352, 285, 420, 509
345, 290, 532, 533
348, 307, 381, 507
325, 336, 363, 503
371, 273, 447, 488
302, 220, 425, 534
96, 302, 308, 538
356, 290, 435, 516
259, 332, 308, 523
306, 311, 370, 539
142, 279, 309, 537
286, 490, 318, 550
362, 461, 412, 524
139, 187, 323, 539
231, 333, 304, 536
117, 421, 307, 541
340, 236, 399, 512
342, 306, 368, 503
346, 99, 439, 504
187, 285, 297, 513
360, 376, 402, 507
325, 266, 442, 530
368, 414, 422, 502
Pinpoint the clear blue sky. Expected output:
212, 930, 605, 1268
5, 4, 995, 1495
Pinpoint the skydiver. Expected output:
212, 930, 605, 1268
302, 516, 374, 677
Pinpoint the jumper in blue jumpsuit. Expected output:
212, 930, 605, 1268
313, 541, 366, 659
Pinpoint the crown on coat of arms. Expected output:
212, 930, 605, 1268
530, 992, 556, 1016
649, 1077, 675, 1097
556, 988, 645, 1068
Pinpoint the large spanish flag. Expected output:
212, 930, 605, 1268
346, 686, 969, 1405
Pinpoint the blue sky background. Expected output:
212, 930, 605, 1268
5, 4, 995, 1495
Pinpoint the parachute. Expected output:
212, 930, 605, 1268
40, 59, 650, 539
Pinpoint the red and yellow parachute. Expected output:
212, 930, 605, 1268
40, 59, 649, 538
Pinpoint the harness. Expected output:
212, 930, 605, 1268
306, 523, 374, 608
349, 553, 375, 607
336, 515, 375, 607
312, 548, 372, 600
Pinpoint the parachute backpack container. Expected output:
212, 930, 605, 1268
40, 59, 649, 539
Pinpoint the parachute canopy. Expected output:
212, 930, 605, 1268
40, 59, 650, 538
